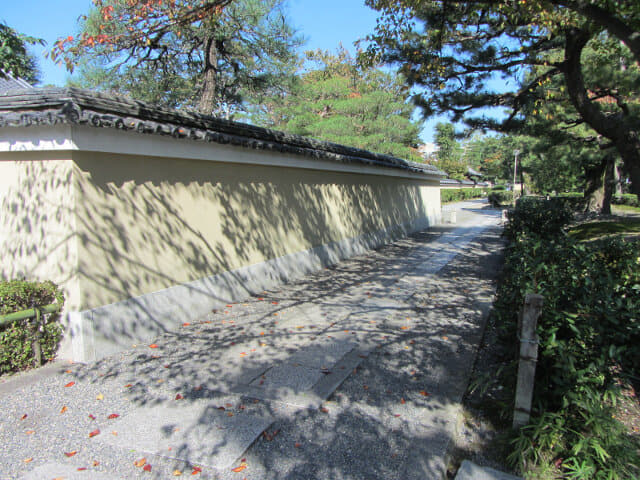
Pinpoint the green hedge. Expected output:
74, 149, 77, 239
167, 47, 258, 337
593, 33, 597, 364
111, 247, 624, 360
612, 193, 639, 207
440, 187, 486, 204
0, 280, 65, 373
504, 197, 574, 240
488, 190, 513, 207
495, 200, 640, 478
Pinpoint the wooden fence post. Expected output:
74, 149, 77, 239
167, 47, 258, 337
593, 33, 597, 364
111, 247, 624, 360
513, 293, 544, 428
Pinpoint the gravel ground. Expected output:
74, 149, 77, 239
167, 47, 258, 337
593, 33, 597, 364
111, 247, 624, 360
1, 201, 506, 480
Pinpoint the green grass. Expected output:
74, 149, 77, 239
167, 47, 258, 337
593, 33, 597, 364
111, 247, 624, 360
612, 204, 640, 214
568, 218, 640, 241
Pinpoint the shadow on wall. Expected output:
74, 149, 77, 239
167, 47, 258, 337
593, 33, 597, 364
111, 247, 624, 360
0, 155, 78, 303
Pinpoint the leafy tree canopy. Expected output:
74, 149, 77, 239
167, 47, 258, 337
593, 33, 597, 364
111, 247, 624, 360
57, 0, 302, 117
362, 0, 640, 195
256, 48, 423, 161
0, 22, 44, 83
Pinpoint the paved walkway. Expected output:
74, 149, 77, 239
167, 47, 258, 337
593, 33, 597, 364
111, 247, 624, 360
0, 200, 504, 480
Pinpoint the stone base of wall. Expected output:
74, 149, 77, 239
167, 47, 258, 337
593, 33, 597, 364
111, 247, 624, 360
62, 214, 436, 362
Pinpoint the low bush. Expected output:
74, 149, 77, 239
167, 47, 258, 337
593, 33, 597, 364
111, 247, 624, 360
494, 199, 640, 478
492, 184, 507, 191
0, 280, 65, 374
612, 193, 639, 208
440, 187, 486, 203
503, 196, 573, 240
488, 190, 513, 207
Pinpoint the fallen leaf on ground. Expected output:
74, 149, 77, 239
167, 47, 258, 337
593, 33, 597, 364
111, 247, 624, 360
192, 466, 203, 474
88, 414, 96, 420
194, 385, 203, 391
442, 336, 448, 340
401, 326, 409, 330
20, 414, 27, 420
295, 442, 301, 448
92, 460, 100, 466
124, 384, 133, 388
419, 390, 430, 396
175, 393, 184, 400
88, 429, 100, 438
134, 458, 147, 467
96, 393, 104, 400
77, 467, 87, 471
182, 322, 190, 327
149, 344, 159, 349
320, 407, 329, 413
64, 450, 78, 457
401, 398, 406, 404
173, 470, 182, 476
394, 414, 401, 417
111, 431, 118, 436
23, 457, 33, 463
64, 381, 75, 388
143, 464, 152, 472
25, 430, 35, 435
231, 465, 247, 473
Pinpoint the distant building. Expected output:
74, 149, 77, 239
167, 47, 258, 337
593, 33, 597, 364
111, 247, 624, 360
417, 143, 438, 162
0, 71, 34, 94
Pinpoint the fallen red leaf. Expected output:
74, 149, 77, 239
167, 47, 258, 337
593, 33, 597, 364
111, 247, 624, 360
419, 390, 430, 396
20, 414, 27, 420
134, 457, 147, 467
92, 460, 100, 466
401, 398, 406, 404
124, 383, 133, 388
89, 429, 100, 438
232, 465, 247, 472
182, 322, 191, 326
143, 464, 152, 472
294, 442, 301, 448
149, 344, 159, 349
23, 457, 33, 463
64, 381, 75, 388
89, 414, 96, 420
64, 450, 78, 457
25, 430, 35, 435
175, 393, 184, 400
319, 407, 329, 413
271, 301, 278, 305
394, 414, 401, 417
107, 413, 119, 419
226, 304, 233, 307
225, 403, 233, 407
60, 406, 68, 414
192, 466, 202, 475
77, 467, 87, 471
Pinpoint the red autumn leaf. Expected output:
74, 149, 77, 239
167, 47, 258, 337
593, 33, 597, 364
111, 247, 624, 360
64, 381, 75, 388
419, 390, 430, 396
271, 301, 278, 305
295, 442, 301, 448
231, 465, 247, 472
175, 393, 184, 400
77, 467, 87, 471
23, 457, 33, 463
394, 414, 401, 417
192, 466, 202, 474
89, 414, 96, 420
20, 414, 27, 420
149, 344, 159, 348
194, 385, 203, 391
226, 304, 233, 307
124, 383, 133, 388
92, 460, 100, 466
143, 464, 152, 472
25, 430, 35, 435
107, 413, 119, 419
60, 406, 68, 414
182, 322, 191, 326
64, 450, 78, 457
225, 403, 233, 407
258, 297, 264, 300
88, 429, 100, 438
319, 407, 329, 413
134, 457, 147, 467
400, 398, 406, 404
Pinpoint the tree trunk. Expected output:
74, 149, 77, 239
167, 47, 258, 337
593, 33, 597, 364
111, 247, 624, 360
564, 29, 640, 200
583, 154, 614, 214
198, 35, 218, 115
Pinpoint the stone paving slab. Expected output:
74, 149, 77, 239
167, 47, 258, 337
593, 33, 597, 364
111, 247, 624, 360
21, 463, 123, 480
97, 400, 273, 469
455, 460, 523, 480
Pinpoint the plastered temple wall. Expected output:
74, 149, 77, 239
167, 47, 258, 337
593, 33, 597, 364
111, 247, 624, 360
0, 90, 443, 362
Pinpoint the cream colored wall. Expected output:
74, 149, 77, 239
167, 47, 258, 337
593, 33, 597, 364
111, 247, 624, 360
0, 152, 81, 311
72, 151, 440, 311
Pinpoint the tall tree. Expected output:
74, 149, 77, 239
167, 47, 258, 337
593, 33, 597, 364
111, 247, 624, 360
0, 22, 44, 83
434, 122, 466, 178
257, 48, 422, 161
363, 0, 640, 197
55, 0, 302, 117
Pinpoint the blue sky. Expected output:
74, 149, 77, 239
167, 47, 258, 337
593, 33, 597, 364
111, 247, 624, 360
1, 0, 447, 142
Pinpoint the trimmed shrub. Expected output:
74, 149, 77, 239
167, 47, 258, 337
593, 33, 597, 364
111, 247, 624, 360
440, 188, 486, 204
491, 184, 507, 191
503, 196, 573, 240
488, 190, 513, 207
0, 280, 64, 373
612, 193, 639, 208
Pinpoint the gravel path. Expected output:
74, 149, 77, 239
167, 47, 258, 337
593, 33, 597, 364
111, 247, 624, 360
0, 200, 505, 480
